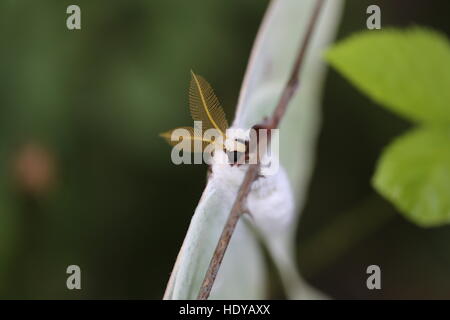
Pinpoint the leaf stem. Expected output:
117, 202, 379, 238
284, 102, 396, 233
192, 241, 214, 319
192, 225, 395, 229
197, 0, 325, 300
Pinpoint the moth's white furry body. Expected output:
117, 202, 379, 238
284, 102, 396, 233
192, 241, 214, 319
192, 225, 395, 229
211, 149, 295, 236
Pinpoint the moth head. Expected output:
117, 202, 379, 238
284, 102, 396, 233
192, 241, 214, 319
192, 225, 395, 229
224, 138, 247, 164
224, 138, 246, 153
223, 127, 250, 164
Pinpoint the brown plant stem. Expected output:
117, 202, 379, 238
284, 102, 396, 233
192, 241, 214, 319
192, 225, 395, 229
197, 0, 325, 300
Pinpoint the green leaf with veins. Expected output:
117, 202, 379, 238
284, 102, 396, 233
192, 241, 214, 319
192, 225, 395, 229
373, 127, 450, 227
326, 28, 450, 125
327, 27, 450, 227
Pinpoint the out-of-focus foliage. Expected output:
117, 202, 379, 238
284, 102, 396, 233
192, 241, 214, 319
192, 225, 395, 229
327, 28, 450, 227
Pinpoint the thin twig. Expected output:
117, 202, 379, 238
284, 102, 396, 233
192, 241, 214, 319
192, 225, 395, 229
197, 0, 325, 300
197, 164, 259, 300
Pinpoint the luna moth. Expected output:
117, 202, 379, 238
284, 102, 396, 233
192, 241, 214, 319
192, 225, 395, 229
163, 0, 344, 300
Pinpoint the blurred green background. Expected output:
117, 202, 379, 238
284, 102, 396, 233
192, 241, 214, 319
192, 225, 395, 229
0, 0, 448, 299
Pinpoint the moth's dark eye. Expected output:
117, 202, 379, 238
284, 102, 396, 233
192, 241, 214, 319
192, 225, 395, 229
226, 138, 247, 164
227, 150, 244, 164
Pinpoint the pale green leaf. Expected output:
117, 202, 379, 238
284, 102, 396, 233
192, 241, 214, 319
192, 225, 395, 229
166, 178, 266, 299
326, 28, 450, 124
373, 127, 450, 227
